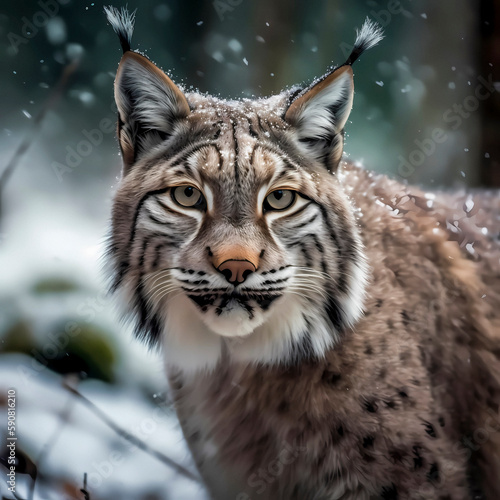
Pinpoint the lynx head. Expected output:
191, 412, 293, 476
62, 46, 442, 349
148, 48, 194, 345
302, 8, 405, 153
104, 7, 382, 373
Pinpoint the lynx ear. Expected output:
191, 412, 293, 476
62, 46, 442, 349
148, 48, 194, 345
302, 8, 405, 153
105, 6, 190, 173
285, 66, 354, 169
285, 19, 383, 170
114, 52, 190, 171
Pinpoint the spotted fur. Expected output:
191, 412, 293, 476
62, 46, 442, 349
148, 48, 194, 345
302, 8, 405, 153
104, 8, 500, 499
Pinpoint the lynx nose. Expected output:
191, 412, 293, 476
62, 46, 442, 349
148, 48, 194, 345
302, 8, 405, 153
218, 260, 256, 285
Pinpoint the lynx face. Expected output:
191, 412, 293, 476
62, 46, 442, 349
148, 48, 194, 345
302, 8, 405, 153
105, 8, 381, 372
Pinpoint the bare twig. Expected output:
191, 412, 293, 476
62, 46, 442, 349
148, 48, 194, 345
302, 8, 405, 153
30, 391, 75, 500
27, 464, 37, 500
7, 490, 25, 500
62, 380, 201, 483
80, 472, 90, 499
0, 60, 79, 228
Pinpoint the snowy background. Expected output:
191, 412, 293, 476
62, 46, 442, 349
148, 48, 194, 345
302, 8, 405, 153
0, 0, 499, 498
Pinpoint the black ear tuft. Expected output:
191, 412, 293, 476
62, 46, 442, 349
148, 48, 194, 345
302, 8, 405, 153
104, 5, 136, 54
345, 18, 384, 66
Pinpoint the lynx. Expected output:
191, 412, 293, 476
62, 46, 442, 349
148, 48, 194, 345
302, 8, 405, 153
104, 7, 500, 499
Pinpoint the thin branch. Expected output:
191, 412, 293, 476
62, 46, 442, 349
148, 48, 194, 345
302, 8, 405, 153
0, 60, 79, 227
27, 467, 37, 500
30, 393, 75, 500
62, 380, 202, 484
80, 472, 90, 500
6, 491, 25, 500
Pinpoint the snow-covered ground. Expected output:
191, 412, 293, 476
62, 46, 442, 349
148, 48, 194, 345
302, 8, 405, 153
0, 355, 207, 500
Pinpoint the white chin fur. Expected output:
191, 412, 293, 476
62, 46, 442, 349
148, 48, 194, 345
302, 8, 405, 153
201, 303, 266, 337
161, 293, 222, 373
160, 290, 333, 375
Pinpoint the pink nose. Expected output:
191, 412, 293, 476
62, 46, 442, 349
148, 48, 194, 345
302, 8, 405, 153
218, 260, 256, 284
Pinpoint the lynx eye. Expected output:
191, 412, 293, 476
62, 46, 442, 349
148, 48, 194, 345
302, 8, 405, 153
264, 190, 296, 211
172, 186, 205, 208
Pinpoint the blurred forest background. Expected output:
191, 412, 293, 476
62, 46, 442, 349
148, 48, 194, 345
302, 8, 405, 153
0, 0, 499, 499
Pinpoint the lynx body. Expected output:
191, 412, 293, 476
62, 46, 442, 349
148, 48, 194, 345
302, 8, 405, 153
104, 7, 500, 499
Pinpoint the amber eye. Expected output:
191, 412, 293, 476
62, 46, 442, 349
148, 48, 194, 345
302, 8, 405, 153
172, 186, 205, 208
264, 190, 296, 211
